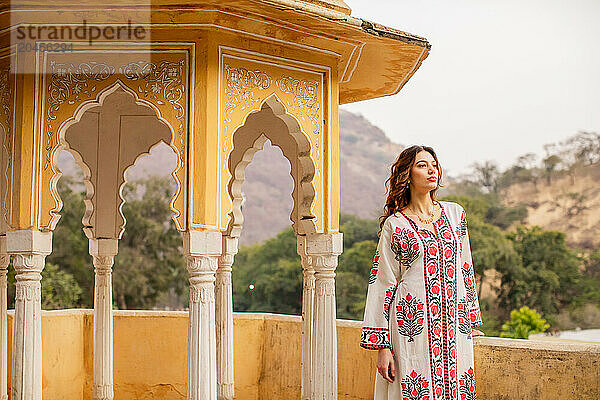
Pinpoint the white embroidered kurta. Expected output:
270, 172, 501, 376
361, 201, 482, 400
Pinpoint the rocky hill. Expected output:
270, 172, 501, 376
501, 162, 600, 249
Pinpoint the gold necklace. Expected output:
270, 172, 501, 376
407, 202, 438, 224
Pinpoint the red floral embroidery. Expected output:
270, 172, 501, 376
458, 298, 472, 339
392, 228, 420, 265
396, 293, 425, 342
401, 370, 430, 400
360, 327, 390, 350
461, 262, 477, 305
399, 203, 467, 399
368, 251, 380, 284
383, 284, 398, 322
459, 368, 476, 400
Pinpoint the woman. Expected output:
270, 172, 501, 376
360, 145, 484, 400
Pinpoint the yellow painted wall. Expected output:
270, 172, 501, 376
5, 310, 600, 399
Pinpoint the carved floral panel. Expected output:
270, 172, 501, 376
38, 50, 191, 231
219, 53, 327, 232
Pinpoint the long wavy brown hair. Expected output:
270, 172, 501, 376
378, 145, 444, 236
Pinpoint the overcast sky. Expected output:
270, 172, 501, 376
341, 0, 600, 177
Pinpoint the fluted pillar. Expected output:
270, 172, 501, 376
305, 233, 343, 400
216, 236, 237, 400
90, 239, 118, 400
6, 230, 52, 400
183, 231, 221, 400
0, 236, 9, 400
297, 235, 315, 400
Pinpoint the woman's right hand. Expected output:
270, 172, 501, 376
377, 348, 395, 383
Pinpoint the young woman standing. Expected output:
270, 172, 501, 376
361, 145, 484, 400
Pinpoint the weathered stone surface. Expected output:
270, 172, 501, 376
4, 311, 599, 399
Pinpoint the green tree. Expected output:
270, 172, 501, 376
339, 213, 379, 249
503, 226, 581, 317
232, 228, 302, 314
47, 177, 92, 306
542, 154, 561, 185
113, 177, 187, 309
467, 215, 520, 299
41, 262, 83, 310
500, 306, 549, 339
336, 240, 377, 319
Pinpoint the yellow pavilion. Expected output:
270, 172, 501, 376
0, 1, 430, 398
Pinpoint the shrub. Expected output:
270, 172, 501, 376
500, 306, 550, 339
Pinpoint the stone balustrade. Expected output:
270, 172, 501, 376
3, 310, 598, 399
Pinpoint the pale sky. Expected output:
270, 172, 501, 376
341, 0, 600, 177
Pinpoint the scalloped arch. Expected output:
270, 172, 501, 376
46, 81, 184, 237
225, 95, 317, 237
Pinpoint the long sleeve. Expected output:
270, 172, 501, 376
459, 206, 483, 327
360, 217, 400, 350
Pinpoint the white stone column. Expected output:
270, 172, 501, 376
183, 230, 221, 400
297, 235, 315, 400
90, 239, 118, 400
0, 236, 9, 400
6, 230, 52, 400
216, 236, 237, 400
306, 233, 343, 400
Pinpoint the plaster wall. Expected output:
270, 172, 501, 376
4, 310, 599, 399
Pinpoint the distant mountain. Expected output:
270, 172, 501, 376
55, 110, 408, 245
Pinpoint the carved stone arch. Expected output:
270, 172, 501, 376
225, 94, 317, 237
0, 64, 11, 234
50, 81, 176, 239
0, 115, 9, 235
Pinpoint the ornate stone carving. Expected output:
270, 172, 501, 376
15, 283, 42, 302
216, 236, 237, 400
12, 253, 46, 274
301, 233, 342, 399
189, 285, 215, 304
0, 65, 11, 137
92, 255, 114, 273
89, 238, 116, 400
119, 60, 186, 150
93, 384, 113, 400
223, 64, 272, 129
186, 255, 218, 275
0, 254, 9, 268
46, 61, 115, 169
182, 231, 221, 400
275, 76, 320, 136
45, 59, 187, 169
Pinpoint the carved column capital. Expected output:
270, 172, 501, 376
182, 230, 221, 399
183, 230, 221, 291
6, 230, 52, 399
218, 236, 238, 271
302, 232, 343, 399
302, 232, 343, 274
89, 239, 118, 273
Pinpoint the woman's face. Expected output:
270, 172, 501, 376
409, 150, 439, 192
